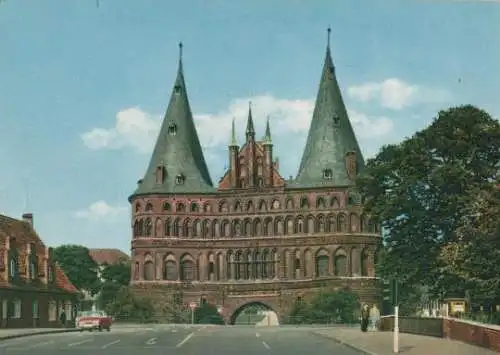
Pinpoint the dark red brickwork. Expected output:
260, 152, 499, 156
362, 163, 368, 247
379, 316, 500, 353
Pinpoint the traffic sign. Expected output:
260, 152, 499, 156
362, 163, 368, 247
217, 305, 224, 314
189, 302, 198, 310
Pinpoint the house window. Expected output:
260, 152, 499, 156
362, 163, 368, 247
323, 169, 333, 180
48, 300, 57, 321
168, 122, 177, 135
32, 300, 39, 319
9, 258, 16, 279
65, 302, 73, 320
175, 174, 185, 185
48, 265, 54, 283
13, 299, 21, 319
29, 261, 36, 280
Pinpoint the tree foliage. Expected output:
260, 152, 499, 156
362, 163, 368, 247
51, 244, 101, 295
194, 303, 225, 325
357, 105, 500, 306
100, 261, 131, 285
288, 289, 359, 324
104, 286, 155, 323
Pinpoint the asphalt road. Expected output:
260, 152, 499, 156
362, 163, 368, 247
0, 325, 364, 354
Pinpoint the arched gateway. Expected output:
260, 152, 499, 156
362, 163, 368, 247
128, 31, 382, 322
229, 301, 279, 325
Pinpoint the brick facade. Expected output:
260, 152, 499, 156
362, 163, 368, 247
0, 213, 79, 328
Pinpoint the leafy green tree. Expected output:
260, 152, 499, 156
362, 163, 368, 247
194, 303, 225, 325
97, 261, 131, 310
357, 105, 500, 306
100, 261, 131, 286
440, 183, 500, 306
52, 244, 101, 295
287, 289, 360, 324
288, 297, 310, 324
105, 286, 154, 323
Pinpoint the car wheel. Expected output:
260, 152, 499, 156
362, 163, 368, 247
98, 325, 103, 332
106, 327, 111, 332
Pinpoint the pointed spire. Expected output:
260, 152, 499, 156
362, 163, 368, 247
131, 42, 214, 196
294, 30, 364, 188
245, 101, 255, 141
229, 117, 238, 147
263, 115, 272, 145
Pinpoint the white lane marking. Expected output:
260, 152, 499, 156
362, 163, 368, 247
176, 332, 195, 348
172, 329, 178, 333
28, 340, 54, 348
101, 339, 120, 349
68, 338, 93, 347
262, 341, 271, 349
255, 332, 260, 338
145, 337, 157, 345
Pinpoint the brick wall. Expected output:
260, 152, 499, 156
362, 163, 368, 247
379, 316, 500, 353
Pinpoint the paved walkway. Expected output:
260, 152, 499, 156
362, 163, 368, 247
313, 328, 498, 355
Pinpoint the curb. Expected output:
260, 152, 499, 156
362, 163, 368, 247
0, 329, 79, 341
311, 331, 379, 355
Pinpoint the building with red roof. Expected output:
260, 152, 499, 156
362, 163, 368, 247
0, 213, 79, 328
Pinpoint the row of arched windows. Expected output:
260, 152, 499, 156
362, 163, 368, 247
133, 247, 374, 282
134, 193, 361, 214
133, 213, 379, 238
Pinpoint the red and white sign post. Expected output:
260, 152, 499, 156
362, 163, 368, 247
189, 302, 197, 324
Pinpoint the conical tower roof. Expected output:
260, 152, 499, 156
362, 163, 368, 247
131, 43, 214, 197
294, 29, 364, 188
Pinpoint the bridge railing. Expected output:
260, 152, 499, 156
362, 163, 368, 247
379, 315, 500, 352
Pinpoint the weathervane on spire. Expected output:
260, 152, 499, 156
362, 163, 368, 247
179, 42, 183, 61
327, 27, 331, 48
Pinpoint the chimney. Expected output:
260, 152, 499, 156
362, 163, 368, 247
22, 213, 33, 227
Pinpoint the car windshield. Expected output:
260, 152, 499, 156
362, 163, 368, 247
77, 311, 106, 317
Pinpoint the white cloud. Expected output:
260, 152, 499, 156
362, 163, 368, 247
81, 108, 160, 153
81, 94, 393, 154
73, 201, 127, 220
348, 78, 450, 110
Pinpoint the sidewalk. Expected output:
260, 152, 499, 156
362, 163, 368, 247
0, 327, 78, 341
313, 327, 499, 355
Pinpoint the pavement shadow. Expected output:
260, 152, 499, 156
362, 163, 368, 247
399, 345, 414, 352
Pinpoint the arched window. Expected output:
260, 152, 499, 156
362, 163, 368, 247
361, 249, 370, 277
143, 261, 154, 280
334, 253, 347, 277
315, 255, 329, 277
145, 218, 152, 236
180, 259, 194, 281
145, 203, 153, 212
164, 260, 177, 280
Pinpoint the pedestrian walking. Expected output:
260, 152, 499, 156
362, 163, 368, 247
60, 309, 67, 327
360, 304, 369, 332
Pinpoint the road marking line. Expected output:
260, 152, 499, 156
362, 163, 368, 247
172, 329, 178, 333
101, 339, 120, 349
68, 338, 92, 347
176, 332, 195, 348
145, 337, 157, 345
255, 332, 260, 338
262, 341, 271, 349
29, 340, 54, 348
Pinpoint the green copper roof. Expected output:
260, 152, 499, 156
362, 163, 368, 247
263, 116, 272, 145
132, 43, 214, 196
294, 30, 364, 188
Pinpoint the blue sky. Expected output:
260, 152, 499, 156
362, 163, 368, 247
0, 0, 499, 253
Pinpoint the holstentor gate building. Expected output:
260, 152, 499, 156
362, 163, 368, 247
129, 31, 381, 324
